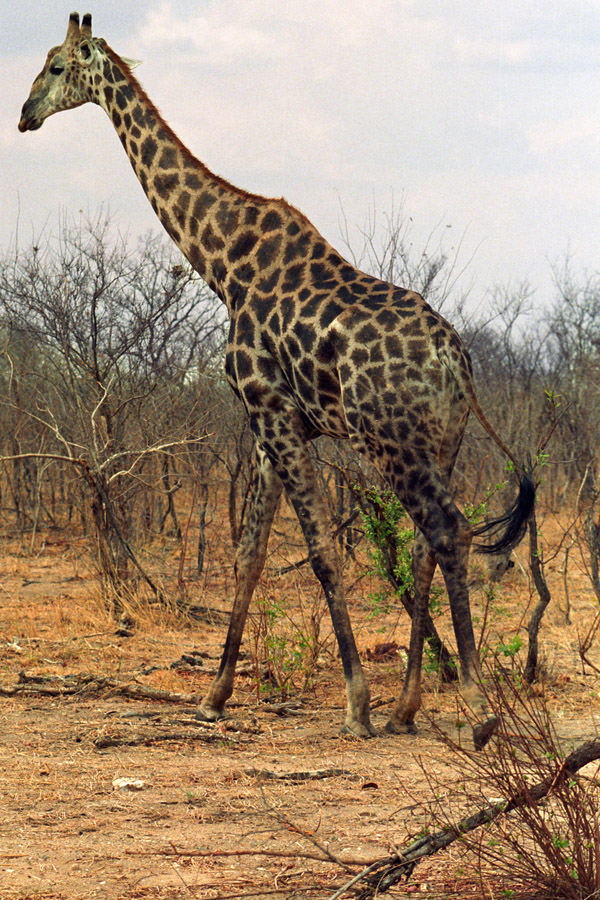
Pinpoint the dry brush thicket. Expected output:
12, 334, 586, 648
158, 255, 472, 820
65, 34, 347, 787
1, 218, 600, 615
1, 217, 599, 611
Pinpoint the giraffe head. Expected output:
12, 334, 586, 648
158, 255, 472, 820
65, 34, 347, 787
18, 12, 140, 133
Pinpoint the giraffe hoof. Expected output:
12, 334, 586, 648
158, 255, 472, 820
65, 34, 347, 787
195, 705, 226, 723
473, 715, 498, 750
340, 720, 377, 739
384, 719, 418, 736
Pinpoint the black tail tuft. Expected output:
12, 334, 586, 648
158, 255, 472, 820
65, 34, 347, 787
473, 472, 535, 555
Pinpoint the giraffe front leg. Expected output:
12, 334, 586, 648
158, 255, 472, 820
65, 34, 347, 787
328, 582, 375, 738
197, 448, 282, 722
325, 581, 375, 737
297, 527, 375, 736
265, 439, 375, 737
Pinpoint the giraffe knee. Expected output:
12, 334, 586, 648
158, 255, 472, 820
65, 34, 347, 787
435, 532, 455, 554
307, 543, 341, 591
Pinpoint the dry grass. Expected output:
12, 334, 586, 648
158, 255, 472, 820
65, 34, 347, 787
0, 504, 599, 899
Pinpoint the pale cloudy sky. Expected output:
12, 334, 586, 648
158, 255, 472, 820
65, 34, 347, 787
2, 1, 599, 308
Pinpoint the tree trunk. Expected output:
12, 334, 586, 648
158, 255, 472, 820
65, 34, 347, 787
524, 509, 551, 684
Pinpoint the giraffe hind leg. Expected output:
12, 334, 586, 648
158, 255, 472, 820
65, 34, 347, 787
347, 396, 497, 747
385, 529, 436, 734
280, 454, 375, 737
396, 482, 497, 748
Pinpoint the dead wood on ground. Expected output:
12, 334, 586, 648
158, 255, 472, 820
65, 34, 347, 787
0, 671, 205, 703
245, 767, 355, 782
124, 737, 600, 898
94, 728, 248, 749
332, 737, 600, 899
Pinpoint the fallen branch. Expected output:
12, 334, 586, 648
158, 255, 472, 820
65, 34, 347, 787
336, 737, 600, 899
126, 845, 372, 868
94, 728, 247, 749
4, 671, 203, 704
260, 701, 305, 716
245, 767, 355, 783
95, 710, 260, 747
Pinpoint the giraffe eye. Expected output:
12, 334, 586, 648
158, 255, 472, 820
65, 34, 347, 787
49, 64, 64, 76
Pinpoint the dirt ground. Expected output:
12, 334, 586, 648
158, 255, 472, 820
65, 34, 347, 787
0, 515, 599, 900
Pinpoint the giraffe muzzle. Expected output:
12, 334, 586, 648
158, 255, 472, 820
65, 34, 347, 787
18, 100, 44, 132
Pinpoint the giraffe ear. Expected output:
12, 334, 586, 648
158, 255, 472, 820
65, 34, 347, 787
122, 57, 142, 70
76, 39, 96, 66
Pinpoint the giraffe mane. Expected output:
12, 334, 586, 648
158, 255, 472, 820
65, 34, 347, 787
101, 40, 314, 229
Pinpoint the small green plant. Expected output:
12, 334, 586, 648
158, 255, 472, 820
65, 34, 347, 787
356, 482, 458, 682
423, 639, 443, 674
368, 587, 395, 618
248, 576, 326, 700
427, 584, 444, 618
184, 788, 205, 806
497, 634, 523, 658
359, 486, 414, 604
356, 486, 415, 619
544, 387, 561, 410
464, 474, 511, 527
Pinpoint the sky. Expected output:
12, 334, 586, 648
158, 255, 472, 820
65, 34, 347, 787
1, 1, 599, 312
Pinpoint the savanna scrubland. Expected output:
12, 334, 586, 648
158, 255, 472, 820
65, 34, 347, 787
0, 215, 599, 899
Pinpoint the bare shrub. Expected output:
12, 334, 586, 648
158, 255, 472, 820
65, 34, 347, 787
0, 213, 226, 608
426, 667, 600, 900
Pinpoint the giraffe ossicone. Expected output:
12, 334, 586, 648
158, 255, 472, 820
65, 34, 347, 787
19, 12, 534, 746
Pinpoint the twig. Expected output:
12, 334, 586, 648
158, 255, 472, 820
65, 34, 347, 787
126, 846, 373, 867
327, 862, 383, 900
262, 790, 356, 876
274, 510, 360, 575
578, 607, 600, 675
369, 695, 395, 711
561, 538, 574, 624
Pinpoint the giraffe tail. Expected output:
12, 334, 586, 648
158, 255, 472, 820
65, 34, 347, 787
471, 472, 535, 554
440, 346, 535, 554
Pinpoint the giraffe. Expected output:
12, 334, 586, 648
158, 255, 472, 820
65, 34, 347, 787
19, 12, 534, 747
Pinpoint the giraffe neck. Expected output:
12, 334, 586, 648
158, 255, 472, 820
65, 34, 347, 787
95, 43, 302, 314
